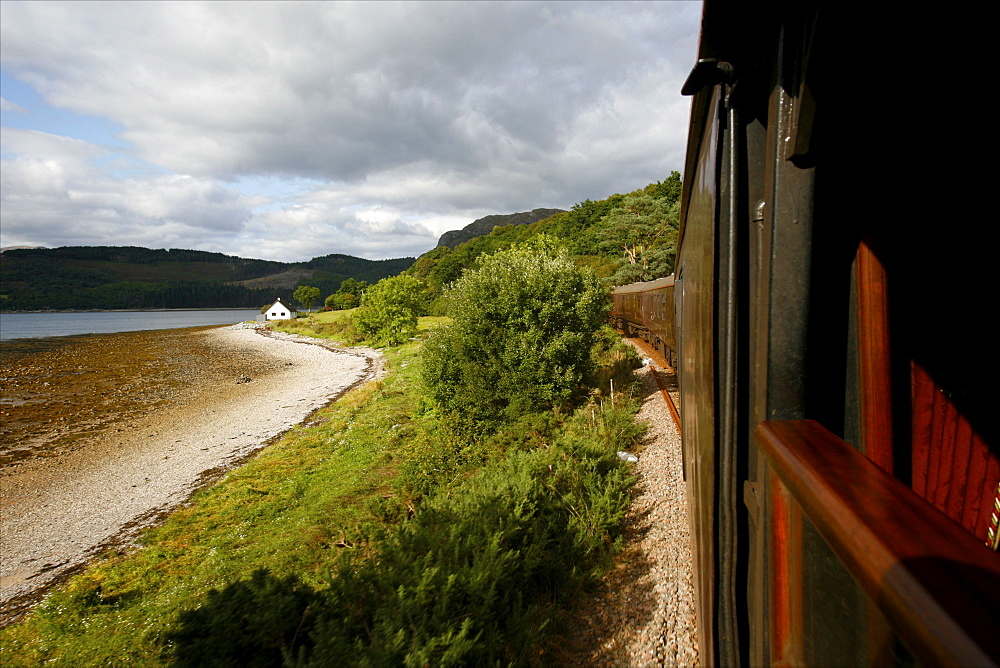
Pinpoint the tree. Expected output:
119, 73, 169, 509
582, 193, 679, 285
643, 170, 682, 203
293, 285, 321, 311
421, 237, 609, 426
324, 278, 369, 310
325, 292, 357, 310
353, 275, 426, 346
336, 277, 369, 297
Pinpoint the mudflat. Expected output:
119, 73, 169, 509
0, 325, 380, 622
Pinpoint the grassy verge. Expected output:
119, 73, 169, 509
270, 309, 449, 345
1, 319, 641, 666
269, 308, 363, 343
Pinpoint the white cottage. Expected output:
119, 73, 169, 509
263, 298, 297, 321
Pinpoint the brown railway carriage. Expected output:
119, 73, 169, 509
667, 1, 1000, 666
610, 276, 676, 367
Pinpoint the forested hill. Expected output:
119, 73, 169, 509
408, 172, 682, 313
0, 247, 413, 311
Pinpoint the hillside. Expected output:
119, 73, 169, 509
0, 247, 414, 311
409, 172, 682, 307
228, 268, 314, 290
1, 173, 680, 313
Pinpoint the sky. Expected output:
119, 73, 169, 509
0, 1, 701, 263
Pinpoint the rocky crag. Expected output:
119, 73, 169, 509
437, 209, 565, 249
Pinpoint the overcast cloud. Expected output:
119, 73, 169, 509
1, 1, 701, 262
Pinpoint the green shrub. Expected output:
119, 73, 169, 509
421, 237, 609, 427
354, 275, 427, 346
324, 292, 356, 310
588, 325, 644, 397
303, 404, 636, 666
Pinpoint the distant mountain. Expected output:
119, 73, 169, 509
0, 246, 414, 311
437, 209, 565, 249
0, 245, 47, 253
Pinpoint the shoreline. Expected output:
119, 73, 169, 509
0, 326, 382, 624
0, 310, 264, 342
1, 308, 261, 314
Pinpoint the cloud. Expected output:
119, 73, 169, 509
1, 97, 29, 114
1, 128, 256, 251
0, 1, 701, 261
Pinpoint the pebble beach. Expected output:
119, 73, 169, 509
0, 325, 382, 622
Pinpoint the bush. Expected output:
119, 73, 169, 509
421, 237, 609, 426
353, 275, 426, 346
588, 325, 644, 397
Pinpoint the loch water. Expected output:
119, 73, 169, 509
0, 310, 260, 340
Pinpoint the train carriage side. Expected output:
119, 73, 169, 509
611, 276, 676, 366
675, 2, 999, 666
639, 278, 676, 367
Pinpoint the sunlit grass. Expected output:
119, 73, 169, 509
308, 308, 357, 325
269, 308, 360, 344
416, 314, 450, 334
272, 311, 449, 347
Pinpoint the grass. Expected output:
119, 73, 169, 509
271, 309, 450, 347
269, 309, 362, 343
0, 318, 642, 666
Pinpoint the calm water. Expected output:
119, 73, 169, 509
0, 310, 260, 340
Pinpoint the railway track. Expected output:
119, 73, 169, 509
624, 336, 681, 434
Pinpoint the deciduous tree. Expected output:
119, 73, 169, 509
353, 275, 426, 346
293, 285, 321, 311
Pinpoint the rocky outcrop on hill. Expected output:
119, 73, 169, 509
437, 209, 565, 249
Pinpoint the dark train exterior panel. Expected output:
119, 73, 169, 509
671, 2, 999, 666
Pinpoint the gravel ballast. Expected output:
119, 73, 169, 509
561, 346, 700, 665
0, 326, 381, 619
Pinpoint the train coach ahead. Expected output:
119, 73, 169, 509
610, 276, 676, 367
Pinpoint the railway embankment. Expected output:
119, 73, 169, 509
560, 344, 699, 665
